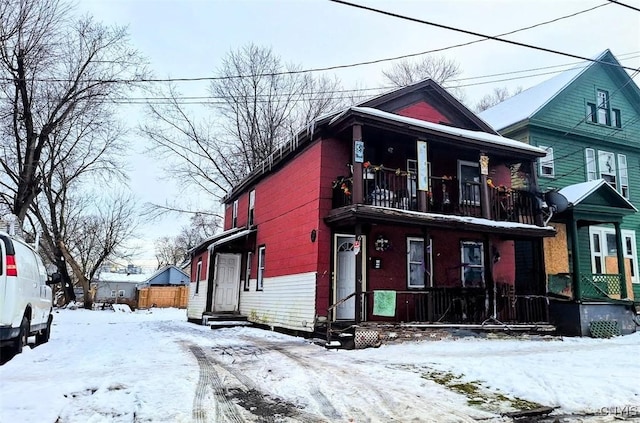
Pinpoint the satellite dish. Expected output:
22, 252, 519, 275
545, 191, 569, 214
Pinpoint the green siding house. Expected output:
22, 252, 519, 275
480, 49, 640, 336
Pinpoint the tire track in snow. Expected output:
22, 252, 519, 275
190, 344, 244, 423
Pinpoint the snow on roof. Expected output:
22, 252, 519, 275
97, 272, 150, 283
208, 228, 256, 252
335, 107, 548, 156
558, 179, 638, 211
479, 50, 608, 131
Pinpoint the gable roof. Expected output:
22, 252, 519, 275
358, 78, 498, 134
144, 265, 189, 285
558, 179, 637, 211
479, 50, 625, 131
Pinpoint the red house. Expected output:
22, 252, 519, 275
187, 79, 556, 342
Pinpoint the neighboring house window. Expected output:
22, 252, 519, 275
244, 252, 252, 291
110, 290, 116, 297
618, 154, 629, 199
118, 290, 125, 297
598, 150, 617, 189
407, 237, 432, 288
612, 109, 622, 128
195, 258, 202, 294
458, 160, 480, 205
585, 148, 597, 181
232, 200, 238, 228
538, 146, 554, 177
586, 102, 596, 123
257, 246, 265, 291
461, 241, 484, 287
596, 89, 610, 125
590, 227, 639, 284
248, 190, 255, 227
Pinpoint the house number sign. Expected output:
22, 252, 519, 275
354, 140, 364, 163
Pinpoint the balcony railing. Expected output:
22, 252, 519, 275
580, 273, 624, 300
332, 165, 541, 224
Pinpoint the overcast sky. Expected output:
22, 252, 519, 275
76, 0, 640, 267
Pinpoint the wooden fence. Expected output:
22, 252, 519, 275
138, 286, 188, 309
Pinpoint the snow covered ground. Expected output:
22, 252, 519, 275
1, 307, 639, 422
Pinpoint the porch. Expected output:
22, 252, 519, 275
326, 287, 553, 346
333, 165, 541, 225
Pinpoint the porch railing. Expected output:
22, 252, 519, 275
332, 166, 541, 224
363, 288, 549, 324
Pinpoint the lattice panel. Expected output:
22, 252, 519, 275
354, 329, 380, 349
581, 274, 622, 299
589, 320, 621, 338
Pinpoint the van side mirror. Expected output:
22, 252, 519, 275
48, 272, 62, 285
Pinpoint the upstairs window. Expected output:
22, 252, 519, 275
248, 190, 255, 227
458, 160, 480, 205
585, 148, 597, 181
586, 103, 596, 123
612, 109, 622, 128
597, 90, 610, 125
539, 146, 554, 177
598, 150, 616, 189
232, 199, 238, 228
618, 154, 629, 199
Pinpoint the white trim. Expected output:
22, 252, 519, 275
585, 148, 596, 181
407, 237, 432, 288
332, 233, 367, 321
538, 145, 554, 178
458, 160, 480, 206
589, 226, 639, 284
257, 246, 266, 291
461, 241, 484, 287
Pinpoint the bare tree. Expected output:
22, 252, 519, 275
142, 43, 346, 205
475, 86, 523, 112
382, 56, 462, 87
0, 0, 146, 225
154, 214, 221, 268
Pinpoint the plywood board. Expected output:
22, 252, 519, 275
604, 256, 634, 300
544, 223, 569, 275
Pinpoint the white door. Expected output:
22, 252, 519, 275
213, 254, 241, 312
336, 236, 356, 320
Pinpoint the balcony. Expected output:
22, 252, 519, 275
332, 165, 542, 225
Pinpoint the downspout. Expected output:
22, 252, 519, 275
569, 215, 582, 301
355, 224, 363, 324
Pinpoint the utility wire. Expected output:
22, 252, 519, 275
0, 2, 615, 85
329, 0, 640, 74
606, 0, 640, 12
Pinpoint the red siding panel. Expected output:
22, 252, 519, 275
397, 102, 450, 124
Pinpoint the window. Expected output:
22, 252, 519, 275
110, 290, 116, 298
118, 290, 125, 298
195, 258, 202, 294
618, 154, 629, 199
248, 190, 256, 227
407, 237, 432, 288
612, 109, 622, 128
598, 150, 616, 189
597, 90, 610, 125
461, 241, 484, 287
539, 146, 554, 177
585, 148, 597, 181
586, 102, 596, 123
590, 227, 639, 283
257, 246, 265, 291
458, 160, 480, 205
232, 200, 238, 228
244, 252, 252, 291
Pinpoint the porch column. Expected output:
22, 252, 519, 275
355, 224, 363, 324
570, 217, 582, 300
352, 124, 364, 205
479, 153, 491, 219
614, 221, 628, 298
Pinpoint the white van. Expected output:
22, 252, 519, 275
0, 231, 54, 354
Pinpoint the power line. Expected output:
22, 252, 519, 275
606, 0, 640, 12
0, 2, 617, 85
329, 0, 640, 75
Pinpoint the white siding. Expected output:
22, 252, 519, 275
240, 272, 316, 332
187, 281, 208, 321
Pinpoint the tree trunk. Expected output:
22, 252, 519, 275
56, 256, 76, 304
58, 241, 92, 309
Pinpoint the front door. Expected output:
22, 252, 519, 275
213, 253, 241, 312
336, 236, 356, 320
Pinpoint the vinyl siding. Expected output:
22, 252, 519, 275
240, 272, 316, 332
187, 281, 208, 321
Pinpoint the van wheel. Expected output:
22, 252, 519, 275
12, 317, 29, 354
36, 316, 52, 345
